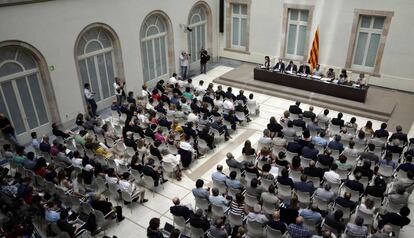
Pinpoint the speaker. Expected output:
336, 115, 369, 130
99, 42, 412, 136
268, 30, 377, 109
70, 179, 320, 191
219, 0, 224, 33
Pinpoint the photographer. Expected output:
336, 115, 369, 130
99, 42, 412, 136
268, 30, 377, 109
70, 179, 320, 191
114, 77, 125, 107
84, 83, 98, 117
200, 47, 209, 74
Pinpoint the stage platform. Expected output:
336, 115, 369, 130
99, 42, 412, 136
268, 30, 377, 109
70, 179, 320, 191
213, 63, 414, 130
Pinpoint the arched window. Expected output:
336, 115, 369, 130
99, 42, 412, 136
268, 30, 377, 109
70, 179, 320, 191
0, 46, 49, 135
141, 14, 169, 83
76, 27, 117, 103
188, 5, 207, 63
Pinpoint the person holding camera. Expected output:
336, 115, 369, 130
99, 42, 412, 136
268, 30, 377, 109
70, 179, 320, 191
200, 47, 209, 74
114, 77, 125, 107
179, 51, 189, 79
84, 83, 98, 117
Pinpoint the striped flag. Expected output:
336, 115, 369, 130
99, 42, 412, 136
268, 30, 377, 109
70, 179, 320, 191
308, 26, 319, 70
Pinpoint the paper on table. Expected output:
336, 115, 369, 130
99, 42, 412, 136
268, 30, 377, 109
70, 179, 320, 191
270, 166, 279, 177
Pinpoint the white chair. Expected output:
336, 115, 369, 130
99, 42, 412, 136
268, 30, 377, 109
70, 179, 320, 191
262, 200, 277, 215
246, 220, 264, 238
303, 219, 317, 234
276, 184, 292, 202
211, 204, 226, 218
228, 210, 243, 227
143, 175, 156, 197
261, 178, 275, 191
329, 124, 341, 136
296, 190, 311, 207
212, 180, 227, 195
245, 193, 259, 208
341, 185, 360, 202
228, 187, 241, 200
162, 161, 177, 178
244, 171, 258, 185
190, 224, 205, 238
173, 215, 188, 233
194, 197, 209, 211
378, 163, 394, 177
313, 196, 330, 211
355, 206, 374, 226
333, 203, 351, 220
290, 169, 302, 182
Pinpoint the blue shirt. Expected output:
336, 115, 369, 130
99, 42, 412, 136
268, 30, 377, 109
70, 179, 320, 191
225, 178, 243, 189
299, 209, 322, 224
312, 136, 327, 147
212, 171, 227, 183
288, 223, 312, 238
45, 210, 60, 222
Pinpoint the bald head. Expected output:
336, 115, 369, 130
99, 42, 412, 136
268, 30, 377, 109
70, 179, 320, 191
382, 225, 393, 235
226, 153, 234, 159
309, 160, 316, 168
296, 216, 304, 225
272, 211, 280, 220
172, 197, 180, 205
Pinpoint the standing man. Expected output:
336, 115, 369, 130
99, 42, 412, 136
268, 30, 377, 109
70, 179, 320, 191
180, 51, 189, 79
113, 77, 125, 107
84, 83, 98, 117
0, 113, 20, 147
200, 47, 209, 74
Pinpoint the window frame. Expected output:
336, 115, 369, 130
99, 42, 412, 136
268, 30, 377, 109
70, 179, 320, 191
345, 9, 393, 76
224, 0, 251, 54
280, 4, 314, 62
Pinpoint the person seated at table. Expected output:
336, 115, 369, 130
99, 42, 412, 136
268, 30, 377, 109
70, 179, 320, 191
273, 59, 285, 72
355, 73, 366, 87
264, 56, 271, 70
298, 62, 311, 75
312, 64, 323, 77
285, 61, 297, 73
326, 68, 335, 79
337, 74, 347, 85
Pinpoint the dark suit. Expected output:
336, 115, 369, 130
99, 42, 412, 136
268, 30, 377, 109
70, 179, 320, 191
328, 140, 344, 153
293, 119, 306, 130
143, 165, 160, 186
189, 214, 210, 231
298, 65, 311, 75
374, 129, 389, 138
287, 142, 302, 154
324, 214, 345, 234
344, 180, 364, 194
273, 62, 285, 72
170, 205, 192, 220
317, 154, 334, 167
91, 200, 123, 220
289, 105, 302, 115
302, 146, 319, 160
131, 125, 145, 138
267, 220, 287, 234
304, 167, 324, 180
334, 197, 357, 211
303, 111, 316, 119
379, 212, 411, 228
285, 64, 297, 73
203, 95, 214, 106
294, 181, 315, 194
331, 118, 344, 128
124, 137, 137, 151
277, 176, 294, 189
389, 132, 408, 144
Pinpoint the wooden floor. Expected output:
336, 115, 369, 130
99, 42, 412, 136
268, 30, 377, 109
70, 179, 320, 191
214, 63, 414, 131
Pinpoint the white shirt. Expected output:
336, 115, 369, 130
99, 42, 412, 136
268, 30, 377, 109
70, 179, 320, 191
179, 141, 196, 153
323, 170, 341, 184
195, 85, 205, 94
105, 175, 119, 185
169, 76, 178, 85
223, 99, 235, 110
187, 113, 199, 123
214, 99, 223, 108
180, 54, 188, 67
84, 88, 93, 99
258, 136, 273, 145
72, 157, 83, 167
118, 179, 136, 195
142, 89, 149, 98
31, 138, 40, 150
114, 82, 123, 96
162, 154, 181, 167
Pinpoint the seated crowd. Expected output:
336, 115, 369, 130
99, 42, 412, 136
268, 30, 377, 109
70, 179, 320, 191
0, 74, 260, 237
160, 101, 413, 238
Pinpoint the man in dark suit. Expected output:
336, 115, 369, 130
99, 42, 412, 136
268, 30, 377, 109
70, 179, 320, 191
294, 175, 315, 195
285, 61, 297, 73
328, 135, 344, 153
389, 125, 408, 145
189, 209, 210, 231
293, 115, 306, 130
359, 143, 380, 164
334, 192, 357, 211
142, 158, 166, 187
289, 101, 302, 115
298, 62, 311, 75
124, 132, 137, 151
273, 59, 285, 72
331, 112, 345, 128
170, 197, 193, 220
91, 193, 124, 222
304, 160, 324, 181
317, 149, 334, 167
302, 143, 319, 160
287, 141, 302, 154
378, 207, 411, 229
374, 122, 389, 139
303, 106, 316, 119
344, 173, 364, 195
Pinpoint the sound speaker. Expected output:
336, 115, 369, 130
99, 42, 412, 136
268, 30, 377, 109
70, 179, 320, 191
219, 0, 224, 33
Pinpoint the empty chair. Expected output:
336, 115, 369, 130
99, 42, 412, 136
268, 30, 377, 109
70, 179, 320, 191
244, 171, 258, 185
262, 200, 277, 215
121, 191, 139, 213
296, 190, 311, 207
261, 178, 275, 191
143, 175, 156, 196
212, 180, 227, 195
355, 206, 374, 226
276, 184, 292, 202
290, 170, 302, 182
228, 187, 241, 200
303, 218, 317, 235
313, 196, 330, 211
378, 164, 394, 178
211, 204, 226, 218
194, 197, 209, 211
329, 124, 341, 136
190, 224, 205, 238
173, 215, 188, 233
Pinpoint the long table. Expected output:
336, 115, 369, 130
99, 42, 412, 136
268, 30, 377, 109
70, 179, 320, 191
254, 68, 368, 102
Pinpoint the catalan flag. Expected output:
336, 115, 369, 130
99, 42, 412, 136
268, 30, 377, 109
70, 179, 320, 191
308, 26, 319, 70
